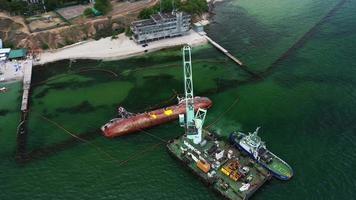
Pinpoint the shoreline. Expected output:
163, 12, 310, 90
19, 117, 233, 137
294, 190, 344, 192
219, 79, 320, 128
34, 30, 208, 66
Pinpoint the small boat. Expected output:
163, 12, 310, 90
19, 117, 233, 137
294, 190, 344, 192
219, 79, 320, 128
229, 127, 293, 180
0, 87, 7, 93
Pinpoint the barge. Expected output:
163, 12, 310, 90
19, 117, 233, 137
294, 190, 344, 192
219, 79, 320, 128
167, 130, 271, 200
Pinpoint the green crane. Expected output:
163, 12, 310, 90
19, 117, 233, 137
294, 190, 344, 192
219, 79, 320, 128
180, 45, 207, 144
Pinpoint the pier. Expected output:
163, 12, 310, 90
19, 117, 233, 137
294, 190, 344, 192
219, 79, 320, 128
204, 35, 260, 77
21, 60, 32, 112
204, 35, 243, 66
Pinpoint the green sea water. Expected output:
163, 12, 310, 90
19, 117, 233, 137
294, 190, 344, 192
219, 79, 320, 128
1, 0, 356, 199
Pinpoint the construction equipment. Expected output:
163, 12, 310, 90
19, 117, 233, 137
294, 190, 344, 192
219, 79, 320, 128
179, 45, 207, 144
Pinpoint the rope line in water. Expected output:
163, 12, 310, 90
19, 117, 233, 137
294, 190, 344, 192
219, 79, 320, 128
121, 64, 178, 75
120, 59, 226, 76
39, 114, 120, 162
116, 142, 164, 167
139, 129, 168, 143
142, 93, 178, 111
33, 68, 118, 86
205, 96, 240, 129
77, 68, 118, 77
38, 113, 165, 167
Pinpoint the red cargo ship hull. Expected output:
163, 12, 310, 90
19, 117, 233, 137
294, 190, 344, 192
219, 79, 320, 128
101, 97, 212, 138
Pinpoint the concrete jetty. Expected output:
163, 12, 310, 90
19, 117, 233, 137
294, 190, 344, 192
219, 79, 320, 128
205, 35, 261, 77
21, 60, 32, 111
204, 35, 243, 66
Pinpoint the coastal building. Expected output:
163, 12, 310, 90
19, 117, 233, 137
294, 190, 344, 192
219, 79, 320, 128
131, 11, 191, 44
0, 48, 11, 61
24, 0, 42, 4
193, 22, 206, 34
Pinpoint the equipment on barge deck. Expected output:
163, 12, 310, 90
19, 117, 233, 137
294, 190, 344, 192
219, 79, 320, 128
229, 127, 294, 180
167, 130, 271, 200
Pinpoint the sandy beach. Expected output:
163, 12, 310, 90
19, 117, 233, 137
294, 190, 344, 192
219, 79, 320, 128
35, 30, 208, 65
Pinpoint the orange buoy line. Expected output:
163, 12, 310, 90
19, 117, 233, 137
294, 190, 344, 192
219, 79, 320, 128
120, 59, 226, 77
116, 142, 164, 167
33, 68, 118, 86
39, 114, 119, 162
37, 113, 166, 167
205, 96, 240, 129
77, 68, 118, 77
142, 93, 178, 111
139, 129, 168, 143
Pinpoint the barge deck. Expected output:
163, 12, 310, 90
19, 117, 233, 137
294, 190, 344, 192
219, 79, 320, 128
167, 130, 271, 200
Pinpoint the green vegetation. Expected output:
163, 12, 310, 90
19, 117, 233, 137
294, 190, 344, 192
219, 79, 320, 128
0, 0, 27, 15
41, 43, 50, 50
94, 25, 124, 40
125, 27, 133, 37
138, 8, 156, 19
64, 38, 74, 45
94, 0, 111, 15
83, 7, 94, 17
44, 0, 89, 11
0, 0, 89, 16
179, 0, 208, 15
111, 28, 124, 40
138, 0, 208, 19
3, 41, 14, 49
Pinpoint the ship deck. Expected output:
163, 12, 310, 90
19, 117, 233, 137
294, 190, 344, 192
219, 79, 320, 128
167, 130, 271, 200
268, 156, 293, 179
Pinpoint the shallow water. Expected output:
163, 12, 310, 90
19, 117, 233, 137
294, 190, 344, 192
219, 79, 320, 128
1, 0, 356, 199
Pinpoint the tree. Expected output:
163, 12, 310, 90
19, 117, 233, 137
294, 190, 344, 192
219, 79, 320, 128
138, 0, 208, 19
6, 1, 27, 15
83, 7, 93, 17
0, 0, 10, 11
44, 0, 60, 11
138, 8, 157, 19
179, 0, 208, 15
125, 27, 132, 37
94, 0, 111, 15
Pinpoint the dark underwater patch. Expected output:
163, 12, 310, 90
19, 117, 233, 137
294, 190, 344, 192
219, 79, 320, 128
120, 74, 181, 112
274, 73, 356, 89
56, 101, 96, 113
260, 0, 348, 77
33, 79, 98, 99
0, 109, 10, 116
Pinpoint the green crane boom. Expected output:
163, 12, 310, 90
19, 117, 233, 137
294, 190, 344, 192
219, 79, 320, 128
181, 45, 207, 144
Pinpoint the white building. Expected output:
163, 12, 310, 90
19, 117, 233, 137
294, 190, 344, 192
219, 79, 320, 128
131, 11, 191, 44
0, 48, 11, 61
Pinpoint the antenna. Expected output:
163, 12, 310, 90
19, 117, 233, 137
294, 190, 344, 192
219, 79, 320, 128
172, 0, 175, 13
160, 0, 162, 13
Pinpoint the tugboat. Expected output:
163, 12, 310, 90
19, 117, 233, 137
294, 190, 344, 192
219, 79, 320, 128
229, 127, 293, 180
